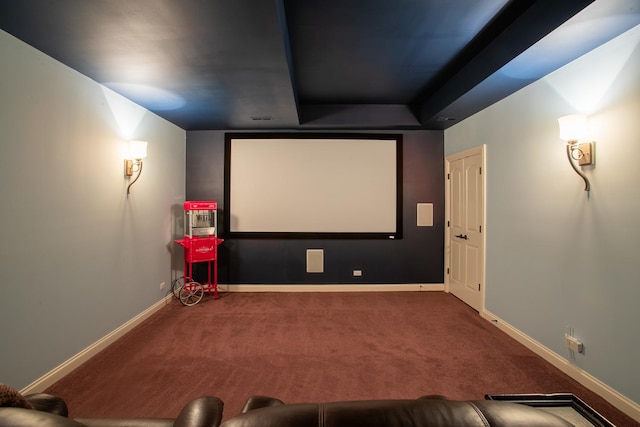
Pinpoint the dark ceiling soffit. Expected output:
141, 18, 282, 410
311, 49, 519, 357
298, 104, 421, 129
412, 0, 595, 127
275, 0, 301, 126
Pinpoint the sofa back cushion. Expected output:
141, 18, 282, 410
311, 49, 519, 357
221, 399, 573, 427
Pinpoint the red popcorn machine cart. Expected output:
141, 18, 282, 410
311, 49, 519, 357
172, 201, 224, 306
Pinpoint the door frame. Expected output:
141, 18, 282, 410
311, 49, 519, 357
444, 145, 487, 314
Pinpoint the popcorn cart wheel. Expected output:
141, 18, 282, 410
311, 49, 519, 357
170, 276, 207, 306
178, 281, 205, 306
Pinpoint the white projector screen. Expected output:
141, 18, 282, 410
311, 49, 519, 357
224, 133, 402, 238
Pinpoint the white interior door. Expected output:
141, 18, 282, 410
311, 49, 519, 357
445, 146, 485, 312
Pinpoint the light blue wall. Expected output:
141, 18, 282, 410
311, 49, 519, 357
445, 25, 640, 404
0, 30, 186, 390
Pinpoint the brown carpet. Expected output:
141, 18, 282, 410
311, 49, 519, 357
46, 292, 638, 426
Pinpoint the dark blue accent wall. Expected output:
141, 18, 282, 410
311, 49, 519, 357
186, 130, 444, 284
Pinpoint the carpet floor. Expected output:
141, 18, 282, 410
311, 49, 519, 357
46, 292, 638, 426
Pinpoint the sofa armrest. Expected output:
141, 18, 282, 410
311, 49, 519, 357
174, 396, 224, 427
76, 397, 223, 427
241, 396, 284, 413
24, 393, 69, 417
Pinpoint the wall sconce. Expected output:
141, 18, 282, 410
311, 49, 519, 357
558, 114, 595, 191
124, 140, 148, 195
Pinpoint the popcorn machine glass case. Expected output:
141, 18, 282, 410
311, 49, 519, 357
185, 201, 217, 238
173, 201, 223, 306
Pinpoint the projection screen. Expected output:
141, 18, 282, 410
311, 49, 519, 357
224, 133, 402, 239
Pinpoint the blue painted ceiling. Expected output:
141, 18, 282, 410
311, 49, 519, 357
0, 0, 638, 130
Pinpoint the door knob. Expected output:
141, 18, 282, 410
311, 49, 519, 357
455, 234, 469, 240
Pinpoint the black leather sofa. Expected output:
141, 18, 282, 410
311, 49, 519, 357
224, 395, 576, 427
0, 393, 577, 427
0, 395, 223, 427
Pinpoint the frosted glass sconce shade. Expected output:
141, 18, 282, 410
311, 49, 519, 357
558, 114, 587, 142
128, 140, 148, 159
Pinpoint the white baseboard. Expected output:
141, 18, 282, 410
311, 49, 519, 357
219, 283, 445, 292
21, 293, 174, 395
482, 309, 640, 423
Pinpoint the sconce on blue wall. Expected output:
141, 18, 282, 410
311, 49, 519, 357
124, 140, 148, 195
558, 114, 595, 191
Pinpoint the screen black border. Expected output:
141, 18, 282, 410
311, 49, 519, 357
223, 132, 403, 240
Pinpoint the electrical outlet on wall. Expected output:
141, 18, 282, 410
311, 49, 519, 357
160, 281, 166, 290
565, 334, 584, 353
353, 270, 362, 277
564, 326, 584, 354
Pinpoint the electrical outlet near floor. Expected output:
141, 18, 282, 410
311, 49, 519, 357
564, 334, 584, 353
160, 281, 166, 290
353, 270, 362, 277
